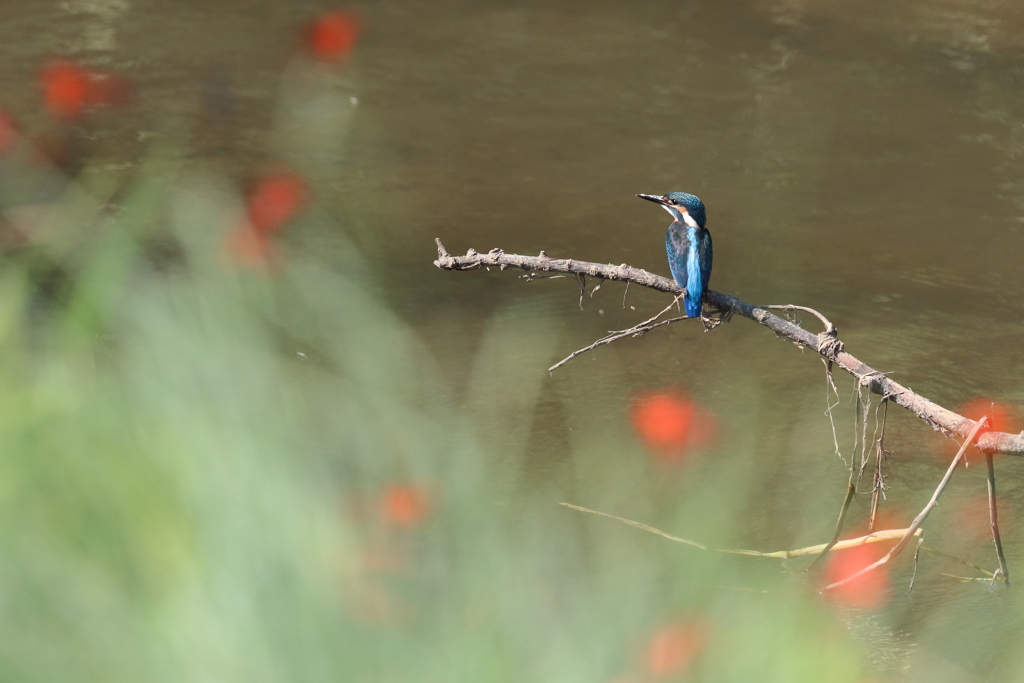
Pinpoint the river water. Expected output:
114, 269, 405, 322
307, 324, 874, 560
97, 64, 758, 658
6, 0, 1024, 680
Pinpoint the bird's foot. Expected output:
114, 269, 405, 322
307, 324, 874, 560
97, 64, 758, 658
700, 314, 722, 331
700, 304, 732, 331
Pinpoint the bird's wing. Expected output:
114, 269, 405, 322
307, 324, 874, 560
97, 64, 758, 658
698, 231, 713, 292
665, 226, 691, 291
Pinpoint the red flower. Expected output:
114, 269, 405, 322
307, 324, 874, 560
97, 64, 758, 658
824, 543, 891, 609
40, 61, 132, 120
308, 10, 361, 62
246, 173, 308, 235
381, 485, 430, 528
631, 390, 716, 464
644, 619, 707, 677
41, 61, 90, 120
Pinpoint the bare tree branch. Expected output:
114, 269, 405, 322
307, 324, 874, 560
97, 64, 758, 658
433, 239, 1024, 456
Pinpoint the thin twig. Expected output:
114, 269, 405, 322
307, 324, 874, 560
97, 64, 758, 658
938, 572, 1005, 583
857, 386, 872, 484
433, 240, 1024, 456
724, 532, 925, 557
759, 304, 835, 334
807, 468, 857, 571
724, 529, 922, 558
825, 416, 989, 592
869, 399, 890, 532
908, 534, 924, 593
920, 545, 997, 576
986, 452, 1011, 585
561, 502, 919, 558
548, 294, 689, 372
813, 384, 860, 572
559, 503, 706, 549
822, 358, 845, 465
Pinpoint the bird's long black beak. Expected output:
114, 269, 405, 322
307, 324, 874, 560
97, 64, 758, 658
636, 193, 668, 206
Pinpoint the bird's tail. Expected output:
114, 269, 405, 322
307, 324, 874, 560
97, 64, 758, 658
684, 296, 702, 318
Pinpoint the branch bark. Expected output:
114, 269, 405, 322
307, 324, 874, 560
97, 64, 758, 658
433, 239, 1024, 456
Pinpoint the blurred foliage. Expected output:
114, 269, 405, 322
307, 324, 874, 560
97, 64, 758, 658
0, 147, 884, 683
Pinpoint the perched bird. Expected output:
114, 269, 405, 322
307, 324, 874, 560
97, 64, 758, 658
637, 191, 712, 319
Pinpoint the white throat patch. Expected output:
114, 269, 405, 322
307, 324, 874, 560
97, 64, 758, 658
660, 204, 700, 228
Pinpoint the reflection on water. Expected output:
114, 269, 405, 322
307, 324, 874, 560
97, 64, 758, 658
2, 0, 1024, 678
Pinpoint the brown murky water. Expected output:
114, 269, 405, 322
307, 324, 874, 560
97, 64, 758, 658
5, 0, 1024, 678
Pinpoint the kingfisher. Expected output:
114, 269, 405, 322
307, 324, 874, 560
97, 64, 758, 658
637, 191, 712, 320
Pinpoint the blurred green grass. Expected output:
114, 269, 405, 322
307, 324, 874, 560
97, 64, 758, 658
0, 149, 880, 683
